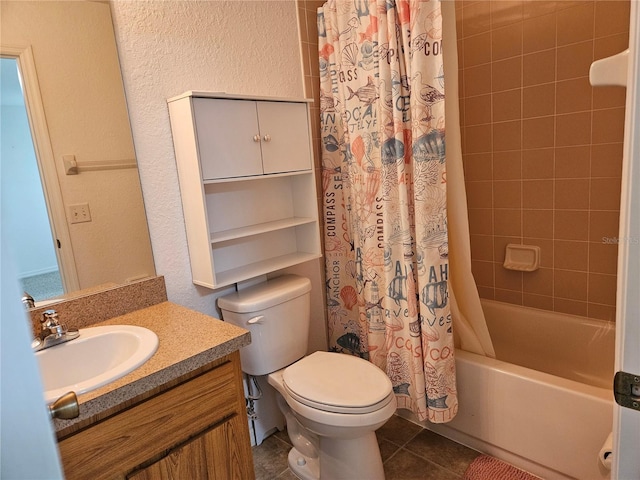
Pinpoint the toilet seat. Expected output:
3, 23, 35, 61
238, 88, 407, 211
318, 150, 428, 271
282, 351, 394, 414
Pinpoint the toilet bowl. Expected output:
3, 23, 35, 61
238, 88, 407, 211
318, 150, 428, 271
268, 352, 396, 480
217, 275, 396, 480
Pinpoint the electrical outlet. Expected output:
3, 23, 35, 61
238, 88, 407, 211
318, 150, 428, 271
69, 203, 92, 224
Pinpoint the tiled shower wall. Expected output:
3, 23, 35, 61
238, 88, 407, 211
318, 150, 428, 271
457, 0, 629, 321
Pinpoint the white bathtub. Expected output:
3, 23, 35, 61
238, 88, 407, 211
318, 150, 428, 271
403, 300, 616, 480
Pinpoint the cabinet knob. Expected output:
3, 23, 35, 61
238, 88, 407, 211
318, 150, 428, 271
253, 135, 261, 142
49, 391, 79, 420
263, 134, 271, 142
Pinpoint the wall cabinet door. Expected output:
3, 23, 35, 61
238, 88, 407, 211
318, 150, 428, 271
194, 98, 263, 180
194, 98, 311, 180
256, 101, 311, 174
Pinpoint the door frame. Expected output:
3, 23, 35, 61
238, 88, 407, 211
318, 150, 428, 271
613, 0, 640, 477
2, 45, 79, 293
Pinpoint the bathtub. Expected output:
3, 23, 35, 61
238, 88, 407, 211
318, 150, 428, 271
403, 300, 616, 480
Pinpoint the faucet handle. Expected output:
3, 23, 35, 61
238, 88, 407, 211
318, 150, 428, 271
41, 309, 60, 325
21, 292, 36, 309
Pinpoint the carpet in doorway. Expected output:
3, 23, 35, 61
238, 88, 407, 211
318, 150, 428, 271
463, 455, 541, 480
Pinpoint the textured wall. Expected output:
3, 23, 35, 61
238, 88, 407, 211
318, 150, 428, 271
111, 1, 327, 351
457, 0, 629, 321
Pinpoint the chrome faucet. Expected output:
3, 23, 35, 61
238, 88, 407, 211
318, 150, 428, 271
32, 309, 80, 352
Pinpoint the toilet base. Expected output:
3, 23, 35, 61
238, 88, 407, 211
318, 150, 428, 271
318, 431, 385, 480
288, 447, 320, 480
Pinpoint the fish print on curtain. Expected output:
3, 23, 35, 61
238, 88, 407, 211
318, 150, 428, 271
319, 0, 456, 423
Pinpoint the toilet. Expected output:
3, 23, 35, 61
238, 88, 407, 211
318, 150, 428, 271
218, 275, 396, 480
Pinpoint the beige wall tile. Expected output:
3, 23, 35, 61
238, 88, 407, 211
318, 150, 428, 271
495, 265, 523, 290
492, 57, 522, 91
522, 148, 554, 179
554, 240, 588, 271
594, 32, 631, 61
490, 1, 524, 28
495, 288, 524, 305
493, 151, 522, 180
554, 298, 588, 316
593, 85, 627, 110
465, 124, 493, 153
470, 234, 494, 261
468, 208, 494, 235
594, 1, 630, 38
463, 153, 493, 181
557, 41, 594, 80
555, 178, 590, 210
523, 83, 555, 118
523, 1, 557, 20
523, 179, 553, 209
493, 89, 522, 122
523, 267, 554, 295
556, 2, 595, 46
464, 32, 492, 67
588, 303, 616, 322
555, 146, 590, 178
591, 144, 624, 178
556, 112, 592, 146
463, 1, 492, 37
592, 107, 626, 144
494, 208, 522, 236
523, 12, 556, 54
554, 269, 588, 300
590, 177, 623, 211
523, 209, 554, 238
493, 120, 522, 151
554, 210, 589, 240
465, 64, 493, 96
472, 259, 495, 286
589, 241, 618, 275
523, 116, 555, 148
524, 293, 554, 310
523, 50, 555, 86
492, 22, 523, 60
556, 77, 593, 114
466, 181, 493, 208
494, 180, 522, 208
523, 237, 554, 267
477, 286, 496, 299
465, 94, 492, 125
589, 210, 621, 242
588, 273, 618, 305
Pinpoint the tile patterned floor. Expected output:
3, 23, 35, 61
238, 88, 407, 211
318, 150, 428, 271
252, 415, 482, 480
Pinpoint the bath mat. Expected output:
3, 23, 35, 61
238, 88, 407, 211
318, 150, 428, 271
463, 455, 541, 480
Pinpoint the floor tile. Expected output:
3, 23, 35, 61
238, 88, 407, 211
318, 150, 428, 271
405, 429, 481, 475
383, 448, 460, 480
376, 414, 424, 446
253, 434, 291, 480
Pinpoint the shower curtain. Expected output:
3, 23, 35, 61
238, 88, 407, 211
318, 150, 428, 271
319, 0, 493, 423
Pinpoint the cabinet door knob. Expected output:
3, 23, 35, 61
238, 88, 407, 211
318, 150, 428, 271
263, 134, 271, 142
253, 135, 261, 142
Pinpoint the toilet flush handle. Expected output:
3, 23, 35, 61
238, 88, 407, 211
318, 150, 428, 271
247, 315, 264, 325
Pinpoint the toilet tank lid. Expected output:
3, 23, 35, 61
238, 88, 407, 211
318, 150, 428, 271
217, 275, 312, 313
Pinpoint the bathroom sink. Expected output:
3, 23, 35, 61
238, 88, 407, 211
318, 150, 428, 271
36, 325, 158, 403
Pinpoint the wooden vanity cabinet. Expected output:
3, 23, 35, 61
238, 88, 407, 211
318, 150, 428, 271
57, 352, 254, 480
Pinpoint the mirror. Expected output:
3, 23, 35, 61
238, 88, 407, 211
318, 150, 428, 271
0, 1, 155, 304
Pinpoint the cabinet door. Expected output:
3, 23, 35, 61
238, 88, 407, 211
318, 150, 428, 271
193, 98, 263, 180
256, 101, 312, 174
128, 415, 254, 480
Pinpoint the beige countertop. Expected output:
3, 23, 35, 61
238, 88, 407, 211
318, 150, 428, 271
52, 301, 250, 437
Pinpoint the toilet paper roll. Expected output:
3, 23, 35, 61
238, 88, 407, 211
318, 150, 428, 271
599, 432, 613, 470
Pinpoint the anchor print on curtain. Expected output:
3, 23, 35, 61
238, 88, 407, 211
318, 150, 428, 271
319, 0, 456, 423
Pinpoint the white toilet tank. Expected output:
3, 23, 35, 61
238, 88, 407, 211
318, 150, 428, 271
218, 275, 312, 376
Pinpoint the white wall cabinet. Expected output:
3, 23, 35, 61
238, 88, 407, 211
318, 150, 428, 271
168, 92, 321, 289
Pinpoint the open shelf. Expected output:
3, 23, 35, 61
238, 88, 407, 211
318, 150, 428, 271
210, 217, 317, 244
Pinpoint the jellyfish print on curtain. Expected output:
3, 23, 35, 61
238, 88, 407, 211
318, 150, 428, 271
319, 0, 456, 423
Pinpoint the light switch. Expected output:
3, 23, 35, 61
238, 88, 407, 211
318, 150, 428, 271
69, 203, 91, 224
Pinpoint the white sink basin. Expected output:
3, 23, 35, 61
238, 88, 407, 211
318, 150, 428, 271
36, 325, 158, 403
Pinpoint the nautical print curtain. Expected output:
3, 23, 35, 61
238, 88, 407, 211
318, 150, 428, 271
319, 0, 456, 423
